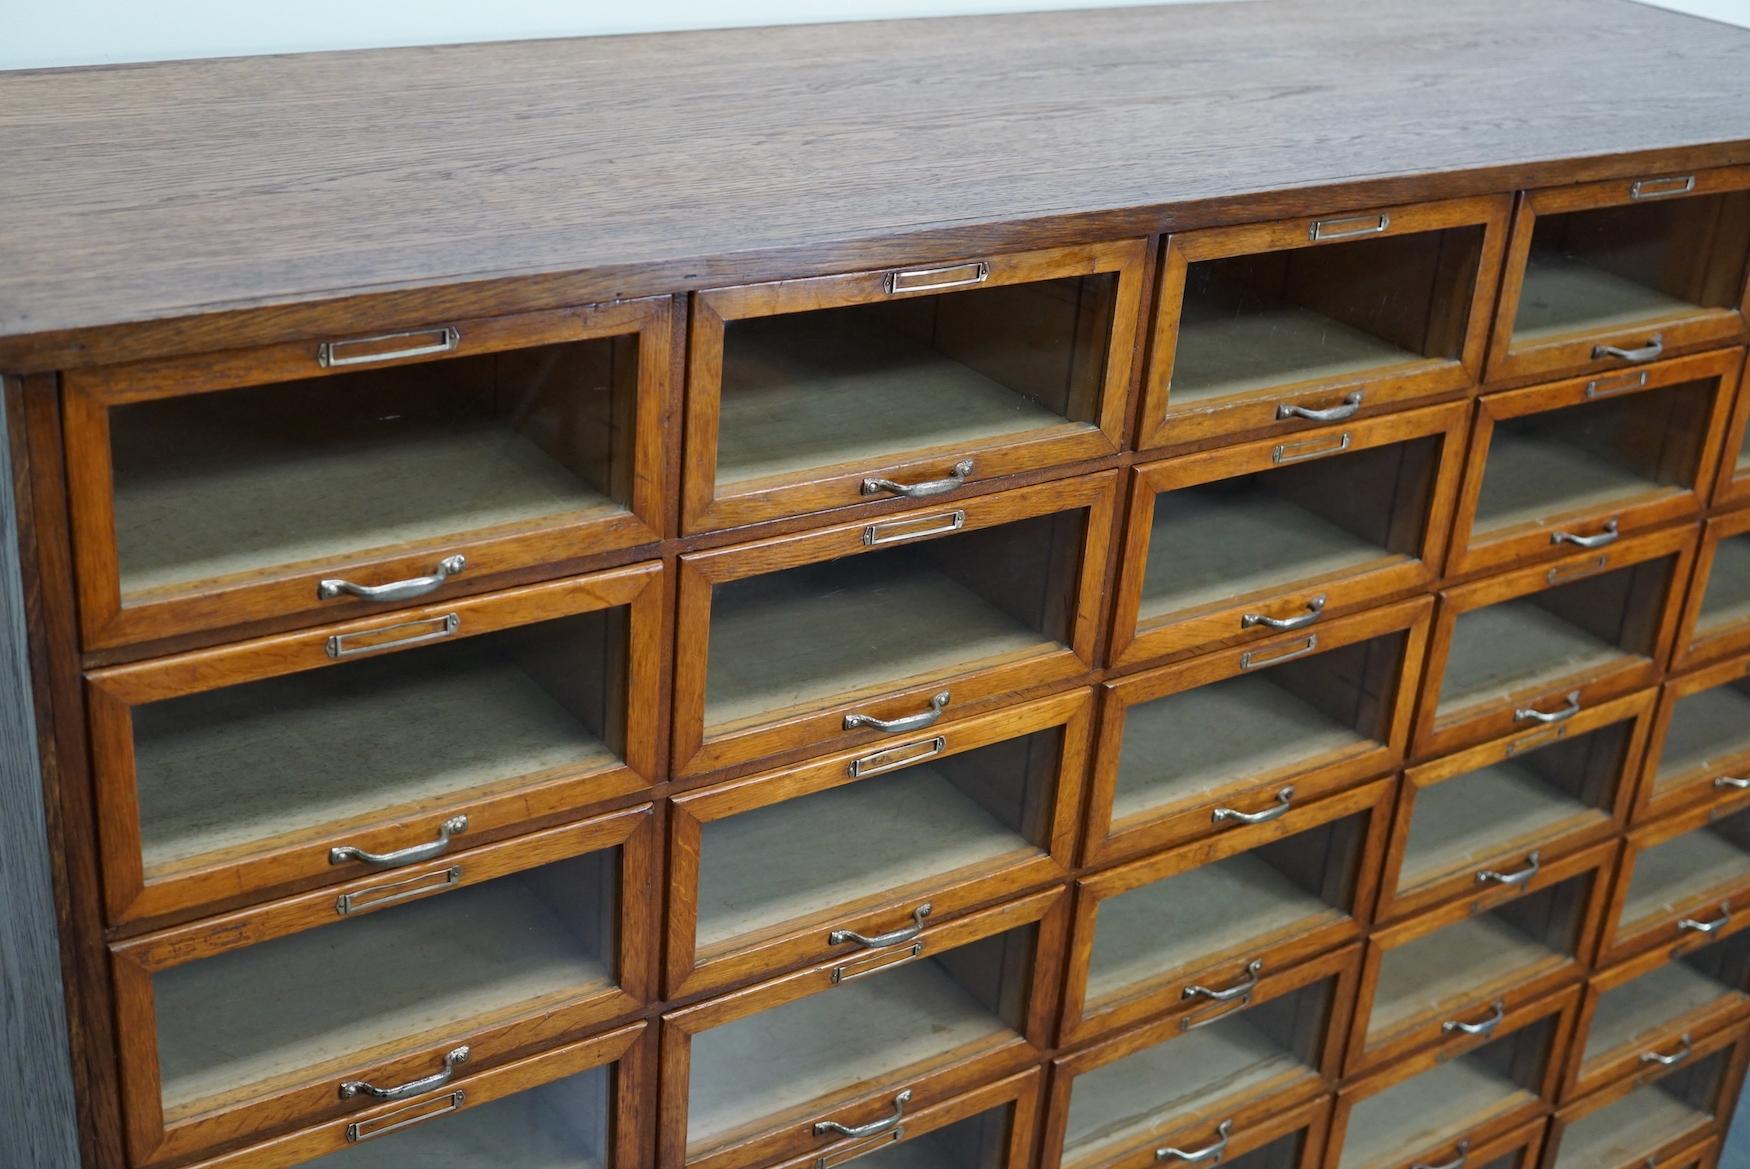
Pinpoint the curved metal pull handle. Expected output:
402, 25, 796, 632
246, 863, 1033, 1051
1715, 776, 1750, 790
862, 459, 974, 499
1515, 692, 1580, 725
1592, 334, 1664, 364
1157, 1119, 1233, 1164
1242, 595, 1326, 631
830, 903, 931, 949
1551, 519, 1620, 549
1184, 960, 1262, 1003
1640, 1033, 1693, 1066
319, 554, 466, 603
1278, 390, 1363, 422
844, 692, 949, 734
340, 1046, 469, 1101
1679, 903, 1731, 935
815, 1089, 911, 1138
1442, 1000, 1505, 1037
1412, 1139, 1470, 1169
330, 816, 468, 868
1213, 787, 1294, 826
1476, 850, 1540, 887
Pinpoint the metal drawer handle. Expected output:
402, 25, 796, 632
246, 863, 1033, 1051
331, 816, 468, 868
830, 903, 931, 949
319, 554, 467, 603
1242, 595, 1326, 631
1310, 214, 1390, 241
1278, 391, 1363, 422
319, 326, 460, 369
1631, 175, 1696, 200
862, 459, 974, 499
1640, 1033, 1693, 1066
1412, 1139, 1470, 1169
1551, 519, 1619, 549
1184, 960, 1262, 1004
844, 691, 949, 734
1157, 1119, 1233, 1164
340, 1046, 470, 1101
1715, 776, 1750, 790
1476, 850, 1540, 887
1592, 334, 1664, 364
1515, 692, 1580, 725
1679, 903, 1731, 934
1442, 1000, 1505, 1037
816, 1090, 912, 1138
1214, 788, 1293, 826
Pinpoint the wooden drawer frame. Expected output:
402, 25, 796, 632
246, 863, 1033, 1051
657, 887, 1067, 1169
1711, 348, 1750, 509
1041, 946, 1360, 1169
1673, 507, 1750, 672
1059, 778, 1393, 1048
1084, 596, 1431, 866
1137, 194, 1510, 453
1377, 689, 1652, 924
664, 688, 1092, 1002
110, 806, 659, 1167
1108, 402, 1466, 670
1415, 525, 1696, 759
672, 473, 1116, 780
1346, 840, 1615, 1078
85, 563, 668, 928
681, 240, 1148, 535
1487, 166, 1750, 386
1339, 1115, 1548, 1169
61, 297, 679, 652
1597, 792, 1750, 968
1046, 1091, 1332, 1169
1636, 653, 1750, 825
1447, 350, 1737, 580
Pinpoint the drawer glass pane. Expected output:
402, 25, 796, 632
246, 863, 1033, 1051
1513, 193, 1750, 344
1113, 630, 1406, 822
1554, 1048, 1729, 1168
716, 275, 1114, 487
131, 608, 631, 881
1474, 379, 1714, 535
1140, 436, 1439, 621
1087, 810, 1369, 1004
1437, 555, 1673, 716
1171, 224, 1485, 404
152, 850, 618, 1119
1400, 721, 1627, 889
853, 1103, 1016, 1169
1584, 933, 1750, 1068
1338, 1015, 1557, 1169
300, 1064, 609, 1169
685, 923, 1035, 1154
694, 728, 1060, 950
1653, 676, 1750, 798
1224, 1131, 1311, 1169
109, 338, 639, 599
1623, 806, 1750, 932
705, 510, 1083, 731
1698, 534, 1750, 636
1062, 976, 1336, 1166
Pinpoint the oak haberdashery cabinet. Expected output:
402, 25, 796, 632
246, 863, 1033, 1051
4, 4, 1750, 1169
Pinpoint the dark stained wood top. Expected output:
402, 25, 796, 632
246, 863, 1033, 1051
2, 0, 1749, 370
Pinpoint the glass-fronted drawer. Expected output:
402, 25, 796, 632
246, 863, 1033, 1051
1488, 167, 1750, 384
63, 299, 677, 650
111, 808, 656, 1166
1378, 690, 1649, 923
659, 889, 1063, 1169
1712, 350, 1750, 509
673, 475, 1114, 779
1043, 948, 1357, 1169
666, 689, 1091, 1000
1348, 843, 1612, 1076
1321, 1116, 1546, 1169
683, 241, 1146, 533
1638, 654, 1750, 823
1675, 510, 1750, 672
763, 1070, 1043, 1169
1416, 526, 1693, 758
1061, 780, 1391, 1046
1600, 800, 1750, 967
1447, 350, 1736, 579
86, 566, 666, 925
1137, 195, 1506, 452
1045, 1092, 1331, 1169
1110, 403, 1464, 668
1085, 598, 1428, 865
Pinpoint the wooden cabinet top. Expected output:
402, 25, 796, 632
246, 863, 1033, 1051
1, 0, 1748, 370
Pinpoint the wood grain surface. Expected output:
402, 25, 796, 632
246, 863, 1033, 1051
1, 0, 1748, 370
